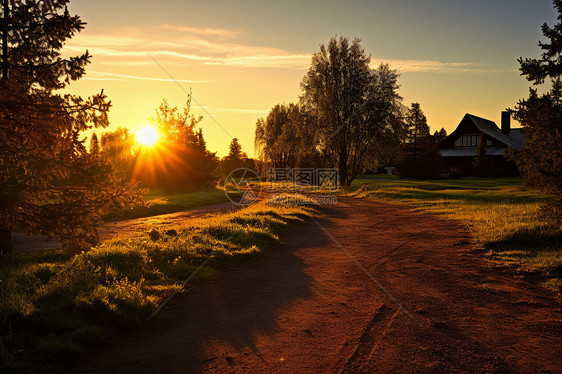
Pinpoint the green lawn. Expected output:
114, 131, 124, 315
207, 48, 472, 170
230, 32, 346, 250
0, 194, 316, 372
104, 188, 237, 221
345, 175, 561, 294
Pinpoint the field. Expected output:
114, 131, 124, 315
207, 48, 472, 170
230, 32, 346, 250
345, 175, 562, 294
0, 194, 316, 373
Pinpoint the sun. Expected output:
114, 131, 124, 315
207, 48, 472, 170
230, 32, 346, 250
136, 126, 159, 147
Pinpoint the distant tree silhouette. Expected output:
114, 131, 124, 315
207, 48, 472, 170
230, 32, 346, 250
301, 36, 402, 185
434, 128, 448, 143
255, 104, 292, 169
228, 138, 245, 160
361, 103, 410, 173
255, 103, 319, 172
220, 138, 254, 177
138, 96, 218, 191
100, 127, 136, 178
510, 0, 562, 226
0, 0, 141, 253
406, 103, 430, 161
90, 133, 101, 156
396, 103, 441, 179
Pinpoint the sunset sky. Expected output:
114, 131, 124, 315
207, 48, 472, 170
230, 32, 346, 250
64, 0, 557, 156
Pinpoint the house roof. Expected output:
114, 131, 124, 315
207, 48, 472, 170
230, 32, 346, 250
510, 128, 527, 147
464, 114, 525, 149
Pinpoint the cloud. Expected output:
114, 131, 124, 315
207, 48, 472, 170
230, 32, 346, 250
64, 25, 313, 69
158, 24, 242, 39
371, 59, 515, 74
64, 25, 511, 73
84, 71, 213, 83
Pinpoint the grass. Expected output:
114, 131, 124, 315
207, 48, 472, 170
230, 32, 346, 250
344, 175, 561, 294
0, 194, 317, 373
103, 188, 238, 221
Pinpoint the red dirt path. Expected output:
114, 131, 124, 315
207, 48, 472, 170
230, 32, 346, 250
76, 197, 562, 373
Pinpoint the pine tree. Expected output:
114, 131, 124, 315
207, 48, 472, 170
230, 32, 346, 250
406, 102, 430, 160
221, 138, 250, 177
0, 0, 141, 253
511, 0, 562, 226
434, 128, 447, 143
89, 133, 100, 156
396, 102, 440, 179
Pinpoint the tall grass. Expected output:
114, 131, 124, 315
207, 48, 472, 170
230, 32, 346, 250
103, 188, 237, 221
346, 176, 561, 293
0, 194, 316, 373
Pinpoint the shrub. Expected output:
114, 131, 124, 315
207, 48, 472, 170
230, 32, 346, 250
396, 149, 441, 179
448, 168, 463, 179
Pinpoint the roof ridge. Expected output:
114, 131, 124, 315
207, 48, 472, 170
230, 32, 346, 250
464, 113, 524, 149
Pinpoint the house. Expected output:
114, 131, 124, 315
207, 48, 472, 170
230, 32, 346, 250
437, 112, 526, 176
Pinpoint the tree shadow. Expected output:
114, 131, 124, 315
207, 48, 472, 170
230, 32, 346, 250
485, 227, 562, 276
76, 220, 331, 374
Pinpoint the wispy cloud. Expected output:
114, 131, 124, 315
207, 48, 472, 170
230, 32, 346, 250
85, 70, 213, 83
371, 59, 515, 74
64, 24, 512, 73
158, 24, 242, 39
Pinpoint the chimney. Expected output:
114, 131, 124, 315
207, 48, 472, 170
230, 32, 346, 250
501, 111, 511, 136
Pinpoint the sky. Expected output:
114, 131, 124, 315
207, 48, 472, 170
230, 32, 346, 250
64, 0, 558, 157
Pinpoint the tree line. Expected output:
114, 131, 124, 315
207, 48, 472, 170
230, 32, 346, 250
1, 0, 559, 257
255, 36, 447, 185
255, 24, 561, 225
93, 96, 249, 193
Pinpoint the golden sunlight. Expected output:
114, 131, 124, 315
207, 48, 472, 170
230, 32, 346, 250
136, 126, 159, 147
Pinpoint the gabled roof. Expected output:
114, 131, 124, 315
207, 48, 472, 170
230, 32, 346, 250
509, 128, 527, 147
463, 114, 525, 149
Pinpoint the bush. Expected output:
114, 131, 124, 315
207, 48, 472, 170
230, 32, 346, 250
448, 168, 463, 179
396, 149, 441, 179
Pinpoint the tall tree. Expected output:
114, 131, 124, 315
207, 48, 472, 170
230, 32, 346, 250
255, 104, 290, 169
396, 103, 441, 179
511, 0, 562, 226
0, 0, 140, 253
406, 102, 430, 160
255, 103, 302, 170
300, 36, 401, 185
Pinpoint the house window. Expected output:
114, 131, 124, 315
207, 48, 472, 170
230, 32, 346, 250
486, 139, 492, 146
455, 134, 481, 147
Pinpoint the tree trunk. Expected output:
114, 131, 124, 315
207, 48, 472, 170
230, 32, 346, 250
0, 226, 13, 255
2, 0, 9, 81
338, 150, 348, 186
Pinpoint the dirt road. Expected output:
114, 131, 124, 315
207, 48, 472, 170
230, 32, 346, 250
76, 197, 562, 373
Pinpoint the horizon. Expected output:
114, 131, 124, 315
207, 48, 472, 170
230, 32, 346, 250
64, 0, 558, 156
